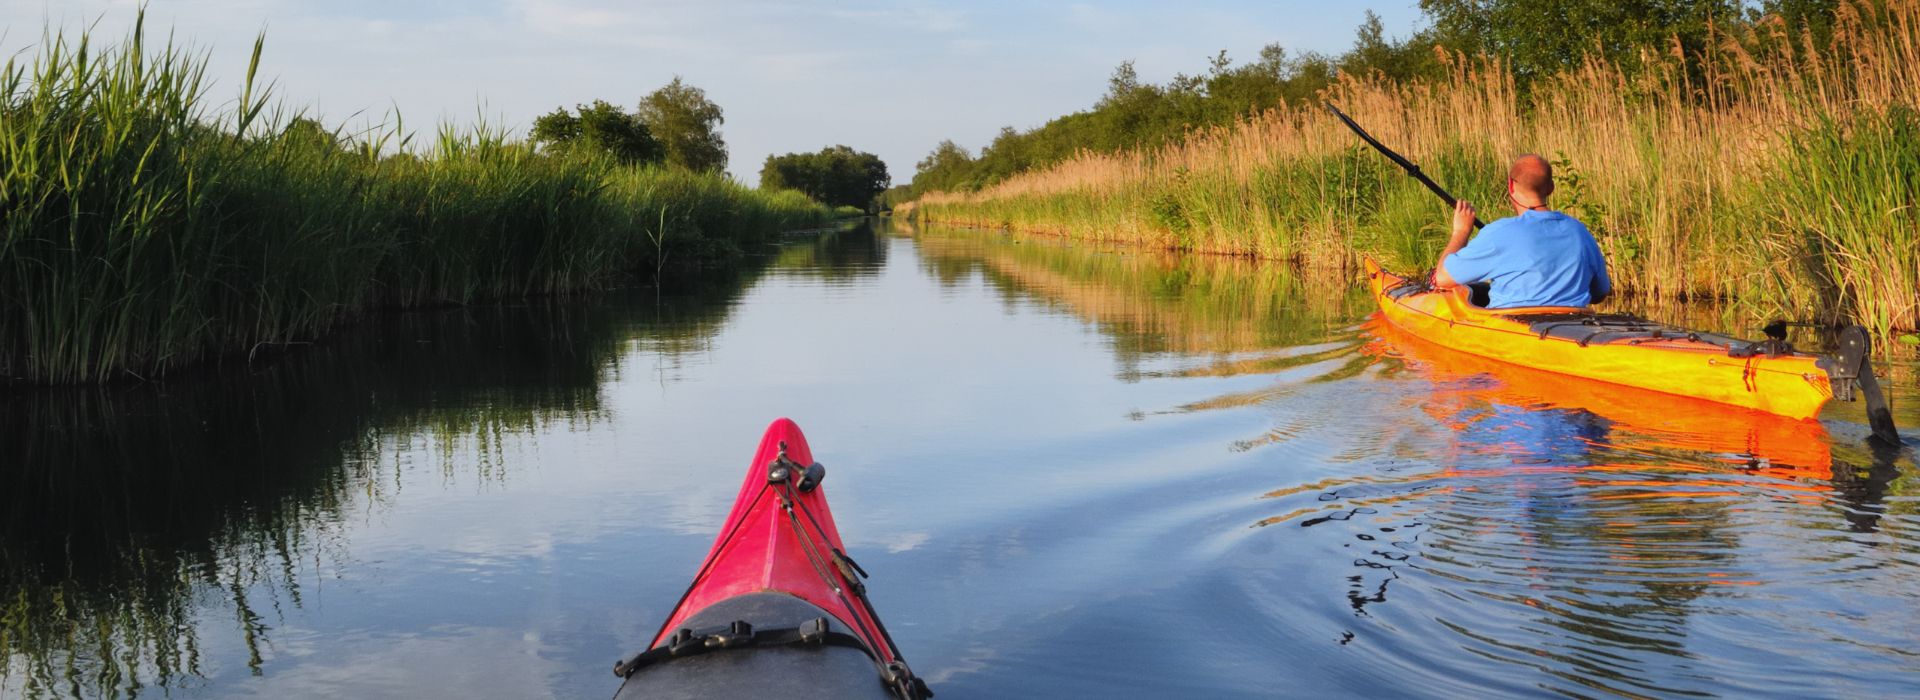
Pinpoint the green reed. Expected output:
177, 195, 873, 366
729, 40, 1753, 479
0, 17, 829, 385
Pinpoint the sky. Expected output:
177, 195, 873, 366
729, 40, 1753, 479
0, 1, 1426, 185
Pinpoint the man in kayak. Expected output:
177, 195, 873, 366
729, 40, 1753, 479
1434, 154, 1611, 308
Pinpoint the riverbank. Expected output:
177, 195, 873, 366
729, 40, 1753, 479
902, 0, 1920, 338
0, 23, 833, 385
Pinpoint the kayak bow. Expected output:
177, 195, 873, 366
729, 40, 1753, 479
613, 418, 930, 699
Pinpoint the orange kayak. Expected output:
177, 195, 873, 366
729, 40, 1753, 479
1364, 258, 1834, 420
1364, 317, 1834, 474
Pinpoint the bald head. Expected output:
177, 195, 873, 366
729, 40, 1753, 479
1509, 154, 1554, 201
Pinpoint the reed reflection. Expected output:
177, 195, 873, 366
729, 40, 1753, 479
0, 281, 754, 698
901, 221, 1366, 373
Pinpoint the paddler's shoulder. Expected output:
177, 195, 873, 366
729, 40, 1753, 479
1498, 209, 1588, 233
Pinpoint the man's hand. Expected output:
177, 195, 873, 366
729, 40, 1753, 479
1451, 200, 1476, 241
1435, 200, 1476, 288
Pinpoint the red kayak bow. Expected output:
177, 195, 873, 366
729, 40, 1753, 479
612, 418, 929, 699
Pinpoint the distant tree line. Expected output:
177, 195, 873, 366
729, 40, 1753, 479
532, 76, 728, 173
532, 80, 895, 212
759, 145, 890, 210
905, 0, 1840, 197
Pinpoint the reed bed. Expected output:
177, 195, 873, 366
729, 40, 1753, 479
909, 0, 1920, 337
0, 20, 830, 385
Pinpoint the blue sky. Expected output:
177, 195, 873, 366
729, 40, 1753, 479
1, 1, 1425, 184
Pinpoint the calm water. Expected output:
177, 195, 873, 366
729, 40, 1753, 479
4, 221, 1917, 698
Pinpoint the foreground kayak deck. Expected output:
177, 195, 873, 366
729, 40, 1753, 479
613, 419, 929, 699
615, 593, 895, 698
1364, 259, 1835, 419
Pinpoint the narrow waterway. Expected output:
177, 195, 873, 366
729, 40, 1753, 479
4, 220, 1916, 698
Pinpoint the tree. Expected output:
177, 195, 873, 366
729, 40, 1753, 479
760, 145, 891, 210
530, 100, 662, 165
909, 140, 977, 194
1419, 0, 1745, 84
637, 77, 727, 173
1340, 10, 1439, 82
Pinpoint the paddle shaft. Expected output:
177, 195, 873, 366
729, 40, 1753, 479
1325, 102, 1485, 231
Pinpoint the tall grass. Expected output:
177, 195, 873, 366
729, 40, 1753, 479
907, 0, 1920, 337
0, 17, 830, 385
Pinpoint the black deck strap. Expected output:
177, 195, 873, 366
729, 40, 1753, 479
1386, 277, 1433, 300
1514, 312, 1663, 344
613, 617, 878, 678
832, 549, 869, 595
1580, 330, 1645, 347
1534, 321, 1577, 340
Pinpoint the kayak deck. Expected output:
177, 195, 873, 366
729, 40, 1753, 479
614, 593, 895, 699
1365, 259, 1835, 419
613, 418, 929, 699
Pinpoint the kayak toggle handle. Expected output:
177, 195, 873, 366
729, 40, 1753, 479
1817, 325, 1901, 446
798, 462, 826, 492
767, 444, 827, 491
768, 441, 797, 484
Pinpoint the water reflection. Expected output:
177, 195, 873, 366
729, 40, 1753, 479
1242, 321, 1916, 697
0, 277, 755, 698
773, 223, 889, 280
3, 218, 1913, 699
906, 224, 1366, 377
902, 219, 1914, 697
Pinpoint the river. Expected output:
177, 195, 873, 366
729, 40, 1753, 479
3, 220, 1916, 698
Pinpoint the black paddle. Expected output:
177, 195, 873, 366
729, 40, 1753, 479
1324, 101, 1484, 231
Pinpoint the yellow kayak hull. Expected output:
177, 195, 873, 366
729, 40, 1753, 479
1365, 258, 1833, 420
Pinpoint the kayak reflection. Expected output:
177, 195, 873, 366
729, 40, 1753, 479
1367, 317, 1834, 477
1243, 320, 1868, 696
